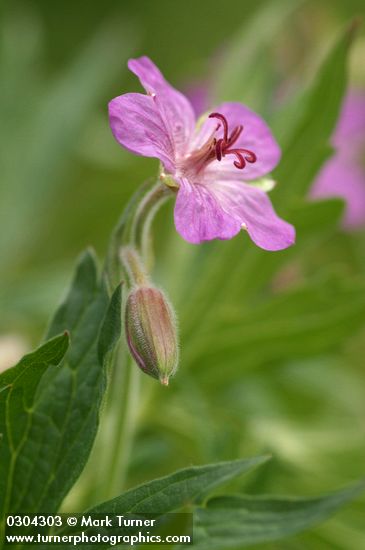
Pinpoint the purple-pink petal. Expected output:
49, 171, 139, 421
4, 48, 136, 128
333, 90, 365, 149
109, 55, 295, 251
128, 56, 195, 158
311, 155, 365, 230
212, 180, 295, 250
174, 178, 295, 250
311, 89, 365, 229
192, 102, 281, 181
174, 178, 242, 244
109, 92, 176, 173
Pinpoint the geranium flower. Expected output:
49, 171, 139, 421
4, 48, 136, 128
109, 57, 295, 251
311, 90, 365, 229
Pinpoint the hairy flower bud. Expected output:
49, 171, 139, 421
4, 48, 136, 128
125, 286, 179, 385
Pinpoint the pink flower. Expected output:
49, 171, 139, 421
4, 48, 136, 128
109, 57, 295, 251
311, 91, 365, 230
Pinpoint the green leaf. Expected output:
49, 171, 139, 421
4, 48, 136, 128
180, 198, 344, 353
0, 333, 69, 539
273, 22, 355, 205
57, 457, 269, 550
180, 23, 354, 342
192, 481, 365, 548
179, 14, 354, 352
210, 199, 344, 304
0, 250, 122, 522
88, 456, 270, 515
290, 198, 345, 236
187, 274, 365, 384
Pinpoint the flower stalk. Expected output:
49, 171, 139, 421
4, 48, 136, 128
129, 182, 173, 261
94, 177, 179, 498
120, 245, 150, 287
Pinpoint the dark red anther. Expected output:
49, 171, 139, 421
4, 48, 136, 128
209, 112, 229, 142
208, 112, 257, 170
227, 149, 257, 169
233, 153, 245, 169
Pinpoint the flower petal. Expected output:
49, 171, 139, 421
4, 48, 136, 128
193, 102, 281, 181
311, 154, 365, 230
211, 180, 295, 250
333, 90, 365, 149
128, 57, 195, 158
174, 178, 295, 250
174, 178, 242, 244
109, 92, 176, 172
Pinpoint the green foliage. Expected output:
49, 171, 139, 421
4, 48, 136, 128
56, 457, 269, 550
211, 0, 304, 111
187, 273, 365, 385
60, 459, 365, 550
175, 23, 357, 383
273, 22, 354, 205
192, 481, 365, 548
0, 2, 364, 549
0, 251, 121, 542
146, 21, 365, 547
0, 12, 137, 278
0, 333, 69, 539
88, 456, 270, 516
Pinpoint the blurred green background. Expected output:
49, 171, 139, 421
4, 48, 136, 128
1, 0, 365, 548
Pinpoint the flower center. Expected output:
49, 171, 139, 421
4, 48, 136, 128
208, 112, 257, 169
181, 112, 257, 177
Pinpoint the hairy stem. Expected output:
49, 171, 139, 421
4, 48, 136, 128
120, 246, 149, 287
130, 181, 173, 261
102, 179, 173, 497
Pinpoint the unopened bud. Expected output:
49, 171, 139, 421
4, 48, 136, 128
125, 286, 179, 385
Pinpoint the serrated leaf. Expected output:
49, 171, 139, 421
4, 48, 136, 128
192, 481, 365, 548
0, 250, 121, 522
0, 333, 69, 539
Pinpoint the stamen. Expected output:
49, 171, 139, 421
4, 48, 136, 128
227, 125, 243, 147
215, 138, 223, 161
233, 152, 245, 169
209, 113, 229, 142
208, 112, 257, 170
226, 149, 257, 169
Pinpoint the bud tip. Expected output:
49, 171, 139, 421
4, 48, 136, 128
160, 376, 169, 386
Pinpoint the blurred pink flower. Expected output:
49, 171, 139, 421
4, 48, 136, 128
184, 80, 210, 117
311, 91, 365, 229
109, 57, 295, 251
